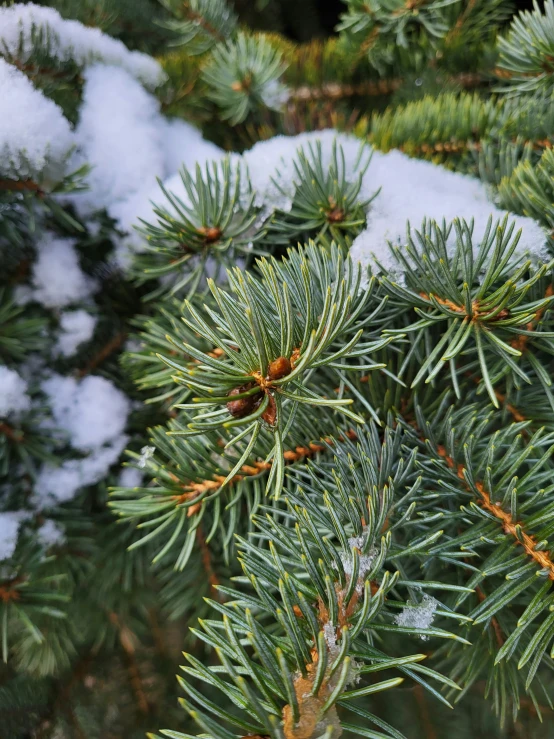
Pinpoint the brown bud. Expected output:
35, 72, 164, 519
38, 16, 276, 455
226, 384, 261, 418
197, 225, 222, 244
327, 207, 345, 223
267, 356, 291, 381
262, 394, 277, 426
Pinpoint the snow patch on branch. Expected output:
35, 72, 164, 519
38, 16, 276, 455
56, 310, 97, 356
0, 366, 31, 418
34, 375, 130, 504
35, 436, 128, 504
19, 236, 98, 309
239, 130, 547, 274
68, 64, 222, 265
0, 3, 164, 88
338, 529, 378, 591
0, 511, 29, 561
394, 594, 440, 639
0, 58, 73, 180
38, 518, 65, 547
41, 374, 129, 452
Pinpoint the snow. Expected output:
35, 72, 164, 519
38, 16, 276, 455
0, 3, 164, 88
72, 65, 166, 213
350, 148, 548, 275
118, 467, 143, 488
23, 236, 97, 309
137, 446, 155, 469
160, 118, 222, 180
339, 530, 378, 589
240, 130, 547, 274
56, 310, 97, 356
394, 594, 439, 639
69, 64, 223, 264
35, 436, 129, 504
35, 374, 130, 503
38, 518, 65, 547
0, 511, 29, 560
41, 374, 130, 452
0, 58, 73, 180
0, 366, 31, 418
323, 621, 338, 651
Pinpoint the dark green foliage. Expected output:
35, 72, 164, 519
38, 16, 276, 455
5, 1, 554, 738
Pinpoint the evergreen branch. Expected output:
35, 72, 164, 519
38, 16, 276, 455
381, 217, 554, 406
132, 157, 262, 300
155, 425, 458, 738
196, 525, 220, 597
496, 0, 554, 96
0, 421, 24, 444
433, 441, 554, 580
289, 71, 483, 103
159, 0, 237, 54
0, 179, 45, 195
156, 243, 388, 490
202, 33, 288, 125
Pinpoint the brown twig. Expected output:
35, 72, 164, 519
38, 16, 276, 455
436, 444, 554, 580
288, 72, 483, 105
511, 284, 554, 353
171, 432, 358, 510
108, 611, 150, 714
0, 421, 24, 443
0, 178, 44, 195
196, 524, 220, 596
414, 683, 438, 739
180, 2, 226, 43
76, 330, 127, 378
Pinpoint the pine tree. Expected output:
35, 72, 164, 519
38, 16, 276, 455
3, 1, 554, 738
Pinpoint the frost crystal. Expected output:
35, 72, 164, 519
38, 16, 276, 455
138, 446, 155, 468
339, 529, 378, 588
394, 594, 440, 640
323, 621, 338, 651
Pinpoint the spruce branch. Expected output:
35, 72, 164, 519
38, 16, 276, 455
110, 412, 359, 570
0, 289, 48, 363
267, 139, 378, 248
202, 32, 288, 125
158, 0, 237, 55
133, 157, 262, 299
496, 0, 554, 97
0, 540, 70, 664
337, 0, 459, 74
404, 404, 554, 703
159, 243, 391, 494
380, 217, 554, 406
149, 425, 464, 739
499, 147, 554, 230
